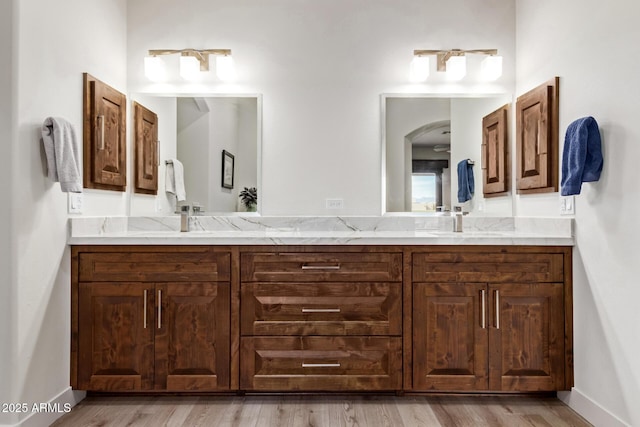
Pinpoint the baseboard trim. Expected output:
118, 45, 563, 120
13, 387, 86, 427
559, 388, 629, 427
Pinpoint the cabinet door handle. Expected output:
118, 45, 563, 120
302, 363, 341, 368
301, 264, 341, 271
157, 289, 162, 329
480, 289, 486, 329
157, 140, 161, 166
143, 289, 148, 329
494, 290, 500, 329
97, 115, 105, 150
301, 308, 341, 313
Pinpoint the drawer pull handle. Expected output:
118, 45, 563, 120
97, 115, 105, 150
301, 308, 341, 313
143, 289, 148, 329
302, 363, 341, 368
494, 290, 500, 329
301, 264, 341, 271
157, 289, 162, 329
480, 289, 486, 329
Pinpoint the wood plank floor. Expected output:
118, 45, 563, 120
51, 395, 592, 427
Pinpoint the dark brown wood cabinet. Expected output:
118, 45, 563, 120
516, 77, 559, 194
72, 246, 231, 392
411, 247, 570, 392
82, 74, 127, 191
482, 104, 509, 196
71, 244, 572, 394
133, 102, 159, 195
239, 249, 403, 391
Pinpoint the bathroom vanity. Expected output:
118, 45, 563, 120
69, 216, 573, 394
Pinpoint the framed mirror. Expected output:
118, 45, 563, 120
129, 94, 262, 215
382, 94, 513, 216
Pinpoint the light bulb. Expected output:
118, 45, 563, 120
481, 55, 503, 81
409, 56, 430, 83
446, 56, 466, 81
180, 55, 201, 81
144, 56, 167, 82
216, 55, 236, 82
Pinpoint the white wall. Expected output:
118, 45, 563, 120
177, 99, 213, 210
1, 0, 16, 424
516, 1, 640, 426
127, 0, 515, 215
207, 99, 240, 211
129, 95, 177, 216
385, 97, 450, 212
450, 96, 513, 216
7, 1, 128, 426
235, 98, 259, 211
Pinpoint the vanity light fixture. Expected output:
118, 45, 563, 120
144, 49, 236, 82
410, 49, 501, 82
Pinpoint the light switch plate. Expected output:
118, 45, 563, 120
68, 193, 83, 214
560, 195, 575, 215
326, 198, 344, 209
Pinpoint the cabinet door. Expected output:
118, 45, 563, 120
134, 102, 158, 195
488, 283, 564, 391
482, 104, 509, 196
78, 282, 154, 391
155, 283, 230, 391
413, 283, 488, 391
515, 77, 559, 194
83, 73, 127, 191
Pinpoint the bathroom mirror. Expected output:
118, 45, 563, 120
383, 94, 513, 216
129, 94, 262, 215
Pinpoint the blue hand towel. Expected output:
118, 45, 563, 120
561, 116, 603, 196
457, 159, 474, 203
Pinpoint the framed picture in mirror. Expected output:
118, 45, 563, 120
222, 149, 235, 189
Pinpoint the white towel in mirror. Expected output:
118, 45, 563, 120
165, 159, 186, 201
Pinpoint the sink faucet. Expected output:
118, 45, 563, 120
453, 206, 464, 232
180, 205, 190, 232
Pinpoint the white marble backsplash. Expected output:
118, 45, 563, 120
70, 215, 572, 236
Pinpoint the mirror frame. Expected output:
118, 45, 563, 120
129, 92, 263, 215
380, 93, 513, 216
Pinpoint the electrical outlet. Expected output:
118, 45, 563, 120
325, 198, 344, 209
68, 193, 83, 214
560, 195, 575, 215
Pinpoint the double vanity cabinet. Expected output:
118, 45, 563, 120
70, 244, 573, 394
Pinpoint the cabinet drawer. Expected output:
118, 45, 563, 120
241, 282, 401, 336
413, 252, 564, 283
79, 250, 230, 282
240, 336, 402, 391
241, 252, 402, 282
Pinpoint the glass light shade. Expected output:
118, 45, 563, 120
216, 55, 236, 82
409, 56, 430, 83
144, 56, 167, 82
180, 55, 201, 80
480, 55, 503, 81
446, 56, 466, 80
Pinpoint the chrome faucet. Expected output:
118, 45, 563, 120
453, 206, 464, 232
180, 205, 190, 232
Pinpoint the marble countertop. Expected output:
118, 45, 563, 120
68, 216, 574, 246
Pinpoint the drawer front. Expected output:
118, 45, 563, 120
240, 337, 402, 391
241, 282, 401, 336
241, 252, 402, 282
79, 250, 230, 282
413, 252, 564, 283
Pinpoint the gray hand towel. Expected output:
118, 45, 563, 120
41, 117, 82, 192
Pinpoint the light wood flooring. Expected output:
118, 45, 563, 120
51, 395, 592, 427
